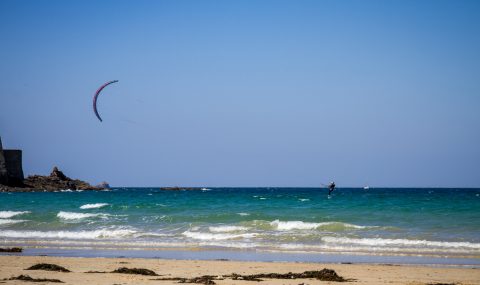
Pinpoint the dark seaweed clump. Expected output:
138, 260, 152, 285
153, 268, 348, 284
226, 268, 348, 282
0, 247, 22, 252
4, 275, 63, 283
26, 263, 70, 272
153, 275, 219, 284
112, 267, 158, 276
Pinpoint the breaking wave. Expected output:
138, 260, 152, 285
80, 203, 109, 209
57, 211, 108, 220
0, 228, 137, 239
0, 219, 27, 225
0, 211, 30, 219
321, 236, 480, 249
269, 220, 368, 231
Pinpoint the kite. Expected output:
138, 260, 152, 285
93, 80, 118, 122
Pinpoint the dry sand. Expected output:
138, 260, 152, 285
0, 255, 478, 285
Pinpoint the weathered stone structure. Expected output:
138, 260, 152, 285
0, 136, 24, 186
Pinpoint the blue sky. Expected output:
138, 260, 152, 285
1, 0, 479, 187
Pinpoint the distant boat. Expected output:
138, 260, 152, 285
363, 186, 370, 190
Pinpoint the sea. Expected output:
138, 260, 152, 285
1, 188, 479, 265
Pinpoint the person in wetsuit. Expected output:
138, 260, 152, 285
328, 181, 336, 196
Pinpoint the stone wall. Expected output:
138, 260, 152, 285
4, 150, 24, 185
0, 137, 8, 185
0, 137, 24, 186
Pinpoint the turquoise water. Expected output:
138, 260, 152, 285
1, 188, 479, 260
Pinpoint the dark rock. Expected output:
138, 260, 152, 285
1, 166, 104, 192
20, 167, 102, 192
96, 181, 110, 189
0, 247, 22, 252
26, 263, 70, 272
111, 267, 158, 276
50, 167, 67, 180
4, 275, 63, 283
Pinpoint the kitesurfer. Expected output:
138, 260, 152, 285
328, 181, 336, 196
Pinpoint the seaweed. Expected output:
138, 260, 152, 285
4, 275, 63, 283
224, 268, 349, 282
153, 275, 219, 284
152, 269, 348, 284
0, 247, 22, 252
112, 267, 159, 276
25, 263, 70, 272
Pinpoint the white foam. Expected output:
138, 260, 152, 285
237, 212, 250, 216
270, 220, 320, 230
0, 219, 27, 225
80, 203, 109, 209
183, 231, 257, 241
299, 198, 310, 202
0, 229, 136, 239
57, 211, 107, 220
270, 220, 367, 231
0, 211, 30, 219
208, 226, 248, 233
321, 237, 480, 249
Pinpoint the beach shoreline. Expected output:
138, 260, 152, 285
2, 247, 479, 268
0, 255, 479, 285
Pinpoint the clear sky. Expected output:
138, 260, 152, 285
1, 0, 479, 187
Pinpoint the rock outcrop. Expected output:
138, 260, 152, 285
0, 167, 104, 192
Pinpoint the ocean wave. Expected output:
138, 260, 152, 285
80, 203, 109, 209
237, 212, 250, 216
183, 231, 257, 241
57, 211, 108, 220
208, 226, 248, 233
0, 229, 137, 239
0, 219, 27, 225
0, 211, 30, 219
270, 220, 367, 231
321, 237, 480, 249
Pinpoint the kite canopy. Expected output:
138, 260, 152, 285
93, 80, 118, 122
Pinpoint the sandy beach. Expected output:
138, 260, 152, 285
0, 255, 478, 285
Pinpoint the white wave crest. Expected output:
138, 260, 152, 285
0, 211, 30, 219
0, 229, 136, 239
237, 212, 250, 216
57, 211, 108, 220
208, 226, 248, 233
321, 237, 480, 249
270, 220, 367, 231
183, 231, 257, 241
0, 219, 27, 225
79, 203, 109, 209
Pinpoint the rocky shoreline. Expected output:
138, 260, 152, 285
0, 167, 106, 192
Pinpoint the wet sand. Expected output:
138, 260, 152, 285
0, 255, 479, 285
